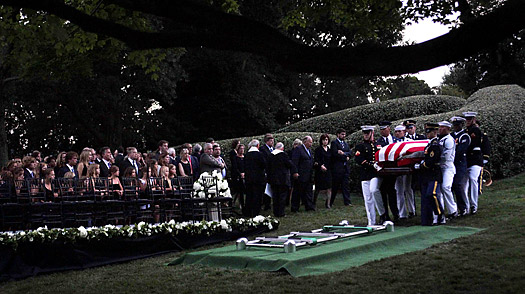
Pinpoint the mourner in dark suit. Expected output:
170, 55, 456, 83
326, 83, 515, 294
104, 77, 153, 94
259, 133, 274, 211
291, 136, 315, 212
330, 129, 353, 206
200, 143, 224, 174
244, 140, 266, 217
22, 156, 37, 179
119, 147, 142, 178
267, 142, 297, 217
98, 147, 113, 178
57, 151, 79, 179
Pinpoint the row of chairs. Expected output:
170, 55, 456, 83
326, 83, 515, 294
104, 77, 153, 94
0, 176, 232, 231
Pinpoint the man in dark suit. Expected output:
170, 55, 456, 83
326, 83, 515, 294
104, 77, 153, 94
330, 128, 353, 207
244, 139, 266, 217
258, 133, 274, 211
267, 142, 297, 217
200, 143, 224, 174
98, 146, 113, 178
119, 147, 142, 177
291, 136, 315, 212
114, 146, 125, 167
57, 151, 79, 178
375, 121, 399, 222
22, 156, 37, 179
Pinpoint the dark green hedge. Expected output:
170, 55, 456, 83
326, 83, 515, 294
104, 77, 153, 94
278, 95, 466, 134
343, 84, 525, 179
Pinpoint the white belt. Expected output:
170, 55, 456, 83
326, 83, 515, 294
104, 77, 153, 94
473, 147, 481, 151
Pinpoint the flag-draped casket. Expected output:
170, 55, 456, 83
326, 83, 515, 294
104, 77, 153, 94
374, 140, 429, 167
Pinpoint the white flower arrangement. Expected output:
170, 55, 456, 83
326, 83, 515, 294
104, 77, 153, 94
0, 216, 278, 250
193, 171, 231, 199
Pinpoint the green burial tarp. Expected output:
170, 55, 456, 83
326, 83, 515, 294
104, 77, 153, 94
169, 225, 483, 277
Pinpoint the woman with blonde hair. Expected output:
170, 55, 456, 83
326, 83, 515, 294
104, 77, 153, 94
77, 150, 91, 178
54, 151, 67, 175
160, 165, 173, 192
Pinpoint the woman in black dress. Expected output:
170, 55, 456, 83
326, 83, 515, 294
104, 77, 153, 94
314, 134, 332, 208
76, 150, 91, 178
177, 148, 193, 178
231, 144, 246, 211
42, 168, 58, 202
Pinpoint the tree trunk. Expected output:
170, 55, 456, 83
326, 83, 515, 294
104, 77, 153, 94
0, 88, 9, 167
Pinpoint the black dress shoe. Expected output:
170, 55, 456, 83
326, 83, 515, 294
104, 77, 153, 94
408, 212, 415, 219
446, 212, 458, 219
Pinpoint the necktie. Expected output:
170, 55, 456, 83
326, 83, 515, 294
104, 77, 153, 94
108, 162, 111, 168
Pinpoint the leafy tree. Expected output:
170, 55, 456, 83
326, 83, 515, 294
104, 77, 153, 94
2, 0, 523, 76
374, 76, 432, 101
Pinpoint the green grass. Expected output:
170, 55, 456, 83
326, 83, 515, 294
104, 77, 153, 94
1, 173, 524, 294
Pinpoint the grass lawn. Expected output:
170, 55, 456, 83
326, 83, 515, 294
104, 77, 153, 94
1, 173, 524, 294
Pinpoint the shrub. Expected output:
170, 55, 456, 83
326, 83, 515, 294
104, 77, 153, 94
278, 95, 466, 134
343, 85, 525, 180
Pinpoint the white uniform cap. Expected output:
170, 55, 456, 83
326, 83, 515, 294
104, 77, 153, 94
450, 116, 466, 123
360, 125, 375, 131
462, 111, 478, 118
438, 121, 452, 128
394, 125, 406, 131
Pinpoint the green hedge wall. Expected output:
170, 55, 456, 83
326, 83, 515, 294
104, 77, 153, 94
343, 84, 525, 180
278, 95, 466, 134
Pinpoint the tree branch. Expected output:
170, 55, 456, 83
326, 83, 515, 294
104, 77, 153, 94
2, 0, 525, 76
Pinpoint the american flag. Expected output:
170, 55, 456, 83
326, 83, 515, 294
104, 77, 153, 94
375, 140, 429, 166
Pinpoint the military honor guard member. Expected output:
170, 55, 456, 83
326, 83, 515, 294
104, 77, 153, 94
463, 111, 483, 214
437, 121, 458, 220
414, 123, 445, 226
354, 126, 381, 226
404, 119, 426, 140
374, 121, 399, 221
393, 125, 414, 219
450, 116, 471, 216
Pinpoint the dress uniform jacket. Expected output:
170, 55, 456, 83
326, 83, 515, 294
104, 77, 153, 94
354, 141, 379, 181
466, 125, 483, 167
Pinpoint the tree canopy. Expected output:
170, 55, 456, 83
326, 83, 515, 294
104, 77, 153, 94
1, 0, 524, 76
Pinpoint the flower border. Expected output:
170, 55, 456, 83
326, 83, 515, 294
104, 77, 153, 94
0, 215, 278, 250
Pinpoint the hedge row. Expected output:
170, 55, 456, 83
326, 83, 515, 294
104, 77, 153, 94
342, 84, 525, 179
278, 95, 466, 134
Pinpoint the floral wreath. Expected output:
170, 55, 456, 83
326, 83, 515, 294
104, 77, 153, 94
193, 170, 231, 198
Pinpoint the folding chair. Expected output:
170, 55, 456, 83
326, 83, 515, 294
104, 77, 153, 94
180, 176, 208, 221
74, 178, 96, 227
121, 177, 142, 224
159, 178, 182, 222
106, 178, 126, 225
26, 178, 61, 229
147, 177, 166, 223
0, 179, 26, 231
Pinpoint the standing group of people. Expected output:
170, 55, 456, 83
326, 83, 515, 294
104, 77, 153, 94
354, 111, 490, 226
229, 130, 356, 218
